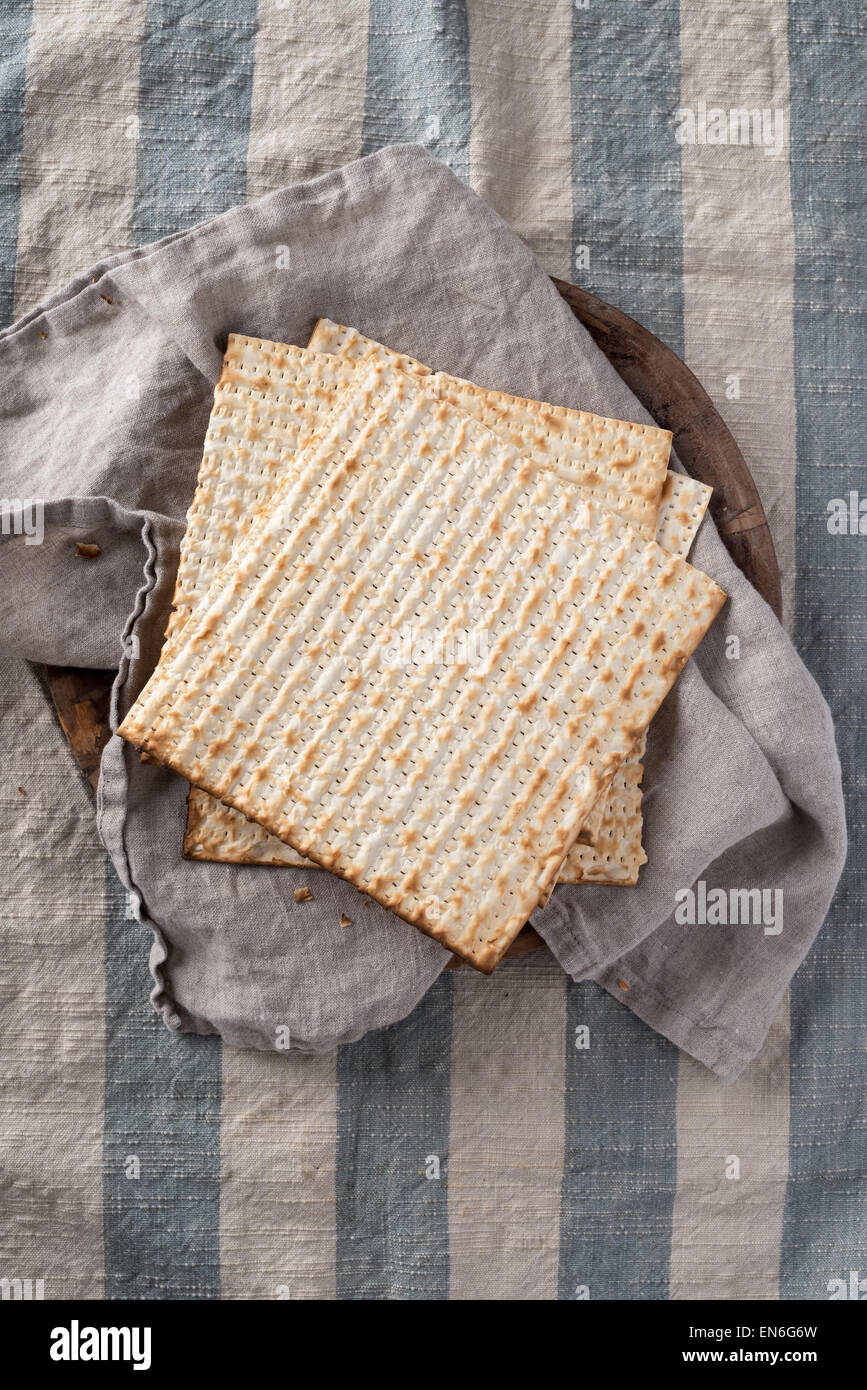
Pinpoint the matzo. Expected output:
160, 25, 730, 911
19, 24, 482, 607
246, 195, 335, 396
307, 319, 689, 854
307, 318, 671, 539
180, 328, 673, 870
183, 469, 713, 873
166, 337, 364, 643
559, 471, 713, 884
307, 319, 429, 378
157, 337, 366, 864
557, 735, 650, 884
574, 469, 713, 847
655, 470, 713, 559
304, 320, 674, 864
120, 362, 725, 971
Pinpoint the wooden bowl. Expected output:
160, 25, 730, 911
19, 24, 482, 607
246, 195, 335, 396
44, 282, 781, 966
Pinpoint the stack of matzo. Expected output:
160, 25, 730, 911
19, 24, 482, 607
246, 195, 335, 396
119, 325, 724, 971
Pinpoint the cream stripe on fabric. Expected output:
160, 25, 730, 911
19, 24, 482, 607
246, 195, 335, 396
462, 0, 655, 1257
0, 0, 146, 1300
0, 663, 106, 1297
218, 11, 372, 1300
448, 952, 566, 1299
13, 0, 143, 310
669, 1007, 790, 1299
441, 98, 693, 1264
245, 0, 371, 198
679, 0, 796, 630
673, 0, 794, 1297
220, 1051, 337, 1300
467, 0, 574, 280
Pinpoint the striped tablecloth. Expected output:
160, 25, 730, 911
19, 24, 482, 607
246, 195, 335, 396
0, 0, 863, 1300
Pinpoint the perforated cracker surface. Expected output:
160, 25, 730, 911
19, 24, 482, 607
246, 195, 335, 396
556, 737, 649, 884
156, 337, 364, 865
573, 469, 712, 848
167, 336, 363, 641
181, 328, 672, 870
308, 318, 671, 539
655, 470, 713, 560
193, 462, 713, 875
558, 471, 713, 883
121, 362, 725, 970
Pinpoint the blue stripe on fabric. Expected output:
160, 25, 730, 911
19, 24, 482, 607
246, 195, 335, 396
132, 0, 259, 243
104, 0, 259, 1299
558, 985, 678, 1300
334, 2, 469, 1299
360, 0, 470, 183
0, 0, 33, 324
570, 0, 684, 354
103, 860, 222, 1299
336, 975, 452, 1299
560, 0, 683, 1299
781, 1, 867, 1299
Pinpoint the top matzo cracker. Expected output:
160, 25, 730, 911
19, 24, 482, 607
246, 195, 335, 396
121, 362, 725, 969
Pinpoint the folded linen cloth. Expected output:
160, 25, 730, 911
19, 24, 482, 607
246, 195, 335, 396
0, 145, 846, 1079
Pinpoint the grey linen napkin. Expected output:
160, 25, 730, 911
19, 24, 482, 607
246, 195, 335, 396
0, 145, 846, 1079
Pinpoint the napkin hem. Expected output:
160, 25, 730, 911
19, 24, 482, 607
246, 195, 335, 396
97, 512, 183, 1037
590, 963, 771, 1083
